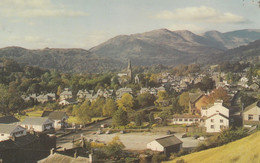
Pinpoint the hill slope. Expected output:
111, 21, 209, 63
0, 29, 259, 72
168, 131, 260, 163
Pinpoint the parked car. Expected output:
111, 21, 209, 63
105, 130, 111, 134
120, 130, 125, 134
101, 124, 108, 128
193, 135, 199, 139
181, 133, 187, 138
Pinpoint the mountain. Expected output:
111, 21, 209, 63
89, 29, 224, 66
0, 29, 259, 72
168, 131, 260, 163
202, 29, 260, 49
0, 47, 124, 73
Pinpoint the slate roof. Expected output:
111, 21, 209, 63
173, 114, 201, 118
38, 153, 89, 163
244, 101, 260, 112
155, 135, 182, 148
21, 117, 52, 125
0, 116, 20, 124
0, 124, 20, 134
42, 111, 68, 120
206, 112, 229, 120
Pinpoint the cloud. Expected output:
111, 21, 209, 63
0, 0, 88, 18
154, 6, 246, 23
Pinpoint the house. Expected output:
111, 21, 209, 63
243, 101, 260, 127
189, 92, 206, 114
201, 100, 229, 118
0, 124, 26, 142
60, 88, 73, 100
249, 83, 259, 91
59, 98, 78, 105
205, 113, 229, 133
0, 116, 20, 124
77, 89, 94, 99
172, 114, 202, 125
36, 94, 54, 104
202, 100, 229, 133
116, 87, 133, 99
41, 111, 69, 129
38, 153, 90, 163
21, 117, 54, 132
147, 135, 183, 156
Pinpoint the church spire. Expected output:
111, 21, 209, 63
127, 59, 132, 81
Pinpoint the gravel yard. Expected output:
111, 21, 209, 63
85, 132, 200, 150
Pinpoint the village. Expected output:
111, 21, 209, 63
0, 59, 259, 162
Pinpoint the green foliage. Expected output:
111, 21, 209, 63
103, 136, 125, 159
240, 92, 257, 107
136, 92, 156, 108
102, 98, 117, 117
178, 92, 189, 111
155, 91, 169, 107
117, 93, 135, 112
149, 112, 155, 124
152, 153, 167, 162
112, 108, 128, 127
172, 97, 183, 114
135, 113, 142, 126
74, 100, 92, 123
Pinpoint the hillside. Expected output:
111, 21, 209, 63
0, 29, 259, 72
168, 131, 260, 163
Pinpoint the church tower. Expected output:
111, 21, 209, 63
127, 59, 132, 81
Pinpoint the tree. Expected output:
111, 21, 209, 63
112, 108, 128, 127
135, 113, 142, 126
90, 96, 106, 117
136, 92, 155, 108
179, 92, 190, 111
102, 98, 117, 117
75, 100, 92, 123
0, 84, 9, 115
155, 91, 169, 107
202, 87, 231, 107
149, 112, 155, 124
117, 93, 135, 112
103, 136, 125, 159
172, 97, 183, 114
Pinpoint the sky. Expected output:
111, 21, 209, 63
0, 0, 259, 49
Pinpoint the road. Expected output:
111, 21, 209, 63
56, 118, 112, 149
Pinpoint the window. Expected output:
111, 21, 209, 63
1, 134, 4, 136
195, 119, 198, 121
259, 115, 260, 121
211, 125, 214, 129
220, 125, 224, 129
179, 119, 183, 121
248, 114, 253, 120
211, 119, 214, 123
184, 119, 188, 122
220, 119, 223, 123
189, 119, 193, 122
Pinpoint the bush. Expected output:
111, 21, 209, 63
152, 153, 167, 163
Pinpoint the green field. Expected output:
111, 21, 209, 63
168, 131, 260, 163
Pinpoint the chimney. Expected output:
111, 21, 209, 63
50, 148, 55, 155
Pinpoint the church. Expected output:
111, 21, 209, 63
117, 59, 133, 84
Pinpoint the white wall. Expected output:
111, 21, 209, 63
0, 126, 26, 142
147, 140, 164, 152
205, 104, 229, 118
205, 114, 229, 133
244, 106, 260, 121
172, 118, 200, 125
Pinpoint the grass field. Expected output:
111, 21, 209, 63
167, 131, 260, 163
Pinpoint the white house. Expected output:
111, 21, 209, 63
201, 100, 229, 118
41, 111, 69, 130
21, 117, 54, 132
0, 124, 26, 142
172, 114, 202, 125
202, 100, 229, 133
243, 101, 260, 127
59, 98, 78, 105
147, 135, 183, 156
205, 113, 229, 133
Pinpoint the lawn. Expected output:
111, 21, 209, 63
167, 131, 260, 163
26, 110, 44, 117
68, 116, 107, 124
